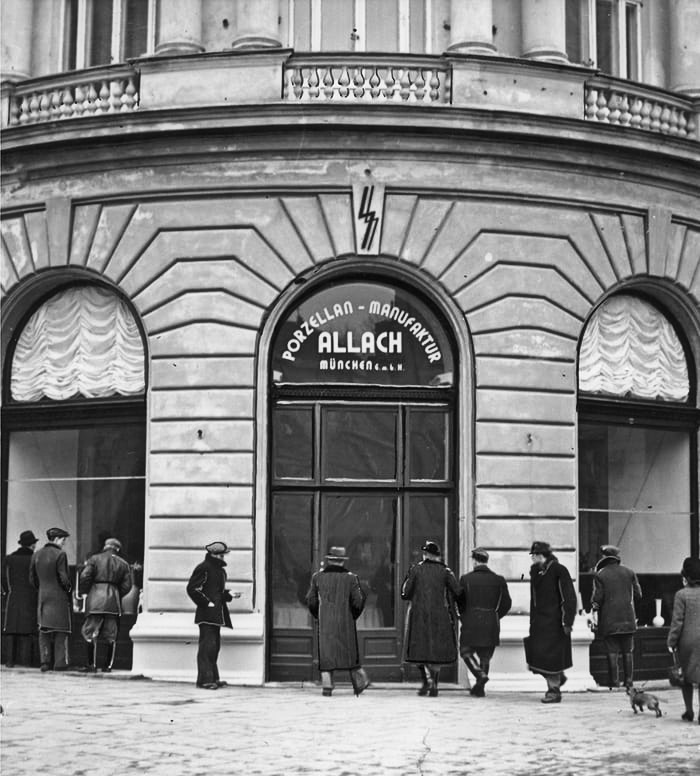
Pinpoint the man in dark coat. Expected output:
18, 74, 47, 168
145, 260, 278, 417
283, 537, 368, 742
29, 527, 73, 671
78, 537, 133, 672
186, 541, 239, 689
401, 540, 461, 697
590, 544, 642, 689
2, 530, 39, 667
458, 547, 512, 697
525, 540, 577, 703
306, 546, 370, 697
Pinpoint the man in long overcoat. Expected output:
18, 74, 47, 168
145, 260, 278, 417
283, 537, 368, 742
401, 540, 461, 697
590, 544, 642, 689
29, 527, 73, 671
306, 546, 370, 696
525, 540, 577, 703
186, 541, 239, 689
78, 537, 133, 672
2, 530, 39, 666
458, 547, 512, 696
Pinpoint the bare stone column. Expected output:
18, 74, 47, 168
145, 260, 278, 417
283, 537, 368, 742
521, 0, 568, 63
230, 0, 282, 50
447, 0, 495, 55
1, 0, 34, 81
155, 0, 204, 55
670, 0, 700, 97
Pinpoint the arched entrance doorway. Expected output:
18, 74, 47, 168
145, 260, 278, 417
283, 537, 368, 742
267, 275, 458, 682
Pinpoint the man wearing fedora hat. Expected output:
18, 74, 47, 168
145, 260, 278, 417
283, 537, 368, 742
306, 546, 370, 696
2, 530, 39, 667
186, 541, 240, 689
29, 527, 74, 671
401, 541, 461, 697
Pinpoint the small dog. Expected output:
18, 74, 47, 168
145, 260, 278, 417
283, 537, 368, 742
628, 687, 662, 718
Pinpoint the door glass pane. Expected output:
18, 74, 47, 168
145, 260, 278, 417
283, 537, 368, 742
322, 493, 397, 628
273, 407, 313, 479
323, 408, 397, 480
88, 0, 114, 66
409, 0, 425, 53
408, 408, 448, 481
595, 0, 618, 74
366, 0, 398, 51
271, 494, 314, 628
322, 0, 354, 49
124, 0, 149, 58
625, 2, 639, 80
406, 494, 449, 567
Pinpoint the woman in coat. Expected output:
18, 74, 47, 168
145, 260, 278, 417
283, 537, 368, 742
525, 541, 577, 703
2, 530, 39, 666
401, 541, 461, 697
667, 556, 700, 724
306, 546, 370, 696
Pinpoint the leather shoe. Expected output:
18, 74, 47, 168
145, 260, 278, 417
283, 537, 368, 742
40, 664, 51, 672
541, 693, 561, 704
215, 680, 228, 687
79, 666, 97, 673
322, 688, 333, 697
681, 711, 694, 722
199, 683, 218, 690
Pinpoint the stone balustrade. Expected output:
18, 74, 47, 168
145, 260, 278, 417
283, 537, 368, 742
7, 66, 139, 125
584, 77, 698, 140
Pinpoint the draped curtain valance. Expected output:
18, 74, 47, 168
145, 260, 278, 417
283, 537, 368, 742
11, 285, 145, 402
579, 295, 689, 402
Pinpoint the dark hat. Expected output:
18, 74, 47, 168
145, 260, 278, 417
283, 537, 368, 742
471, 547, 489, 562
601, 545, 621, 558
205, 541, 230, 555
103, 538, 122, 552
681, 557, 700, 583
529, 541, 551, 556
18, 530, 39, 546
325, 546, 349, 562
421, 541, 441, 556
47, 527, 69, 541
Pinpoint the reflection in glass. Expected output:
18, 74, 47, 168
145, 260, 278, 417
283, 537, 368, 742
323, 409, 397, 480
271, 494, 313, 628
323, 494, 397, 628
409, 409, 448, 480
273, 407, 313, 479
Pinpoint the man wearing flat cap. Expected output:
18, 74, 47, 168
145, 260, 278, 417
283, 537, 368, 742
401, 541, 461, 697
525, 541, 577, 703
306, 546, 370, 696
78, 538, 133, 672
458, 547, 512, 697
29, 527, 73, 671
590, 545, 641, 690
2, 530, 39, 667
186, 542, 240, 689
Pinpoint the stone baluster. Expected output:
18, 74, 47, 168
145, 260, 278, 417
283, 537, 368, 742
1, 0, 34, 81
230, 0, 282, 50
447, 0, 495, 55
670, 0, 700, 98
155, 0, 204, 55
521, 0, 568, 63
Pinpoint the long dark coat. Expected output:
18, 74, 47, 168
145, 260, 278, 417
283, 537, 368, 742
526, 556, 577, 674
186, 554, 233, 628
458, 565, 512, 648
79, 548, 133, 616
306, 565, 366, 671
29, 543, 72, 633
3, 547, 38, 634
401, 559, 460, 665
667, 584, 700, 683
591, 557, 642, 637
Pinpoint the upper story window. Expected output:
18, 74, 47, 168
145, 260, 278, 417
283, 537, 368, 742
64, 0, 156, 70
566, 0, 641, 80
282, 0, 432, 53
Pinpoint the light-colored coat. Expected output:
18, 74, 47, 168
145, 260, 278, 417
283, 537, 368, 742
667, 584, 700, 683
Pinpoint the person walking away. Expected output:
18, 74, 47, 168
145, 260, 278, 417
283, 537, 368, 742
667, 556, 700, 724
2, 530, 39, 667
29, 527, 73, 671
78, 538, 133, 672
590, 544, 642, 690
458, 547, 512, 697
186, 542, 240, 689
525, 541, 577, 703
401, 540, 461, 697
306, 546, 370, 697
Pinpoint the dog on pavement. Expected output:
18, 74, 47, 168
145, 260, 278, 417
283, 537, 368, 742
627, 687, 662, 718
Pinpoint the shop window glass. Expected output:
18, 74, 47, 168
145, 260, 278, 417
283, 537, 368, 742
322, 408, 397, 480
408, 408, 449, 481
272, 406, 314, 480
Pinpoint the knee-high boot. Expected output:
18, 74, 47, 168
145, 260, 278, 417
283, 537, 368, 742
81, 641, 98, 672
417, 664, 430, 696
622, 652, 634, 689
606, 653, 619, 689
103, 642, 117, 672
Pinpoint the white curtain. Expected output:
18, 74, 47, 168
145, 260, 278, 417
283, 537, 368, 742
579, 295, 689, 402
11, 285, 145, 402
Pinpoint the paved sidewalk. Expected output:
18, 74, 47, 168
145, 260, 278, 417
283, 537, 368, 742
1, 668, 698, 776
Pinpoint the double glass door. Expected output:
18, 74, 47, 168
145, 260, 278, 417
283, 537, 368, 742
268, 399, 455, 682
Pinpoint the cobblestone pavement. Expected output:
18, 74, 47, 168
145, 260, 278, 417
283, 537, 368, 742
1, 668, 699, 776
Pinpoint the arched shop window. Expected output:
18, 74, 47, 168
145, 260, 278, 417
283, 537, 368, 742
2, 284, 146, 573
577, 294, 699, 626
